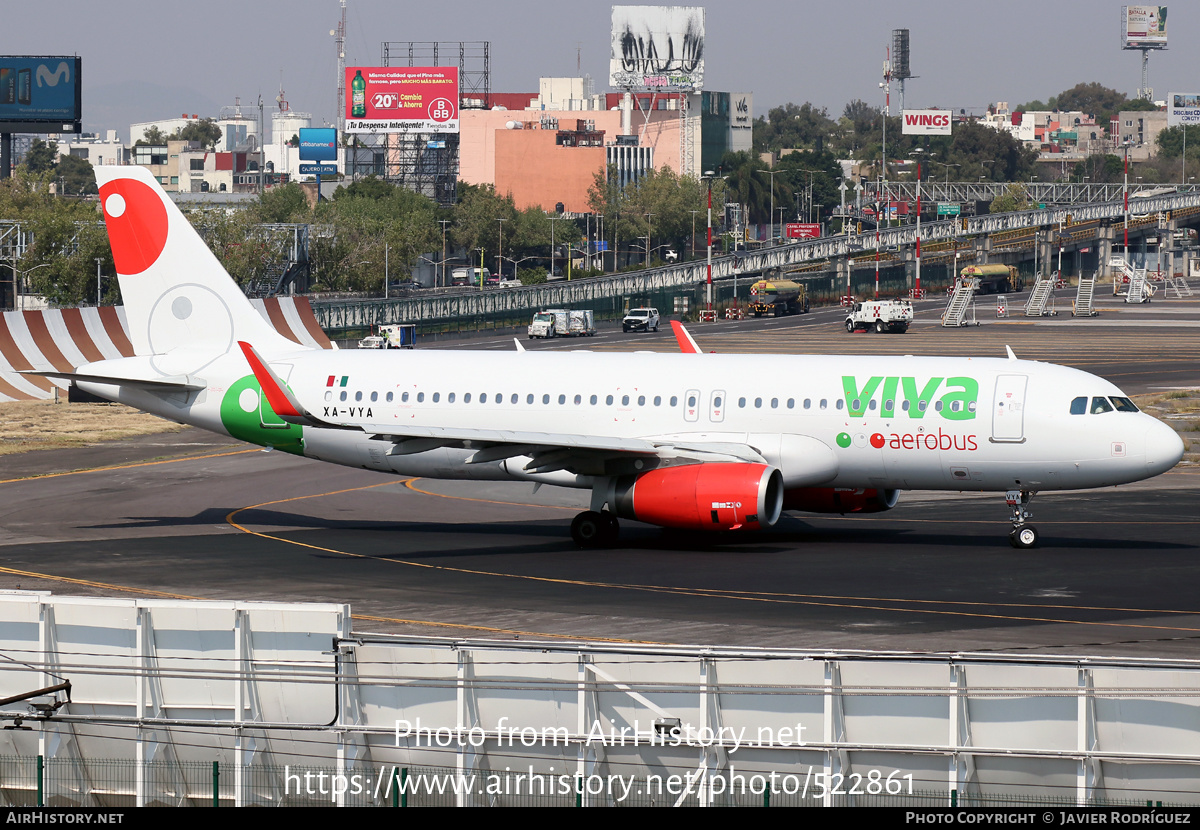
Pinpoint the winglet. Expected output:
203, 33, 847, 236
1005, 345, 1017, 360
238, 341, 306, 420
514, 338, 526, 352
671, 320, 703, 354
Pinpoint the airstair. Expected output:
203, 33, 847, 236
1164, 275, 1194, 298
1072, 274, 1099, 317
1109, 256, 1155, 303
941, 277, 978, 327
1024, 274, 1058, 317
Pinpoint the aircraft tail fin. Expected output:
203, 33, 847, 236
94, 165, 295, 357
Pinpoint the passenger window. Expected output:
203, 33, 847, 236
638, 395, 646, 406
1091, 396, 1114, 414
511, 394, 518, 404
542, 394, 550, 404
687, 394, 696, 408
670, 396, 678, 407
918, 400, 927, 411
950, 401, 961, 412
432, 393, 440, 403
606, 395, 614, 405
935, 401, 943, 412
526, 394, 534, 404
480, 393, 488, 403
417, 392, 424, 402
836, 399, 844, 411
820, 399, 827, 410
653, 396, 661, 406
574, 394, 582, 405
787, 398, 794, 409
901, 400, 909, 411
804, 399, 811, 409
402, 392, 409, 402
754, 397, 763, 408
355, 391, 363, 402
558, 394, 566, 405
770, 398, 778, 409
622, 395, 630, 406
590, 395, 598, 405
868, 400, 877, 411
370, 391, 378, 402
324, 391, 332, 402
386, 392, 393, 403
738, 397, 747, 408
884, 399, 894, 412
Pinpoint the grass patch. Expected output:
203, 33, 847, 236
0, 399, 183, 456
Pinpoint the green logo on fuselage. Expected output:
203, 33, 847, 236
219, 374, 304, 454
841, 375, 979, 421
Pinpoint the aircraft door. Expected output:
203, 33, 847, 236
683, 389, 700, 422
709, 390, 726, 423
991, 374, 1028, 443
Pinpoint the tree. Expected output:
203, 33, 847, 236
1071, 154, 1124, 184
136, 126, 168, 146
255, 182, 310, 223
990, 182, 1031, 213
22, 139, 58, 174
753, 102, 837, 154
56, 154, 97, 195
171, 118, 222, 149
1055, 82, 1131, 125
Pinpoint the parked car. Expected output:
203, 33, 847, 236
622, 307, 661, 332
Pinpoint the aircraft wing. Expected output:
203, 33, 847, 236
357, 422, 767, 475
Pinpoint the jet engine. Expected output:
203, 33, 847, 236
611, 463, 784, 531
783, 487, 900, 515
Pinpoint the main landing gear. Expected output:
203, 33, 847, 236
570, 511, 620, 548
1005, 489, 1038, 549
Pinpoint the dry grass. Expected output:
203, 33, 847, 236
0, 399, 183, 456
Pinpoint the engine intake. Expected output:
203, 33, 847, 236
613, 463, 784, 531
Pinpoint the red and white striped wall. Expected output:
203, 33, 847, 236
0, 297, 333, 402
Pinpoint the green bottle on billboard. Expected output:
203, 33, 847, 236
351, 70, 366, 118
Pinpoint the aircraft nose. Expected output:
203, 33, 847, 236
1145, 420, 1185, 476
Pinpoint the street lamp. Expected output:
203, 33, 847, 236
11, 261, 50, 311
438, 219, 451, 288
701, 170, 717, 311
755, 168, 778, 245
495, 218, 507, 281
644, 213, 654, 266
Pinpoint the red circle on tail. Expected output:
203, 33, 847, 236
99, 178, 169, 275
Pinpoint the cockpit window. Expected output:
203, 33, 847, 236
1110, 396, 1139, 412
1090, 396, 1114, 414
1070, 396, 1087, 415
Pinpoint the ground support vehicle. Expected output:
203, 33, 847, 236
748, 280, 810, 317
622, 308, 660, 332
845, 299, 913, 333
959, 264, 1022, 295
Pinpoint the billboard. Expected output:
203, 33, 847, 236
785, 223, 821, 240
298, 127, 337, 161
1122, 5, 1168, 49
902, 109, 952, 135
0, 56, 81, 133
610, 6, 705, 92
1168, 92, 1200, 126
344, 67, 459, 134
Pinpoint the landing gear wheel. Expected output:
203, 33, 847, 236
571, 511, 614, 548
845, 319, 856, 333
875, 320, 886, 333
1009, 525, 1039, 549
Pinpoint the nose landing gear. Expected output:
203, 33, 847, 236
1006, 490, 1038, 548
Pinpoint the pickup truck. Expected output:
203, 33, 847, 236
845, 299, 913, 333
622, 307, 660, 332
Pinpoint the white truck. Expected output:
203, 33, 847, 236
845, 299, 913, 333
528, 309, 596, 338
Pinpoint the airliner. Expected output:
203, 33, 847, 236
46, 167, 1185, 549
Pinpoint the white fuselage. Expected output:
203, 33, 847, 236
80, 348, 1183, 497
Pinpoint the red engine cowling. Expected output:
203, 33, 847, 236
783, 487, 900, 515
613, 463, 784, 531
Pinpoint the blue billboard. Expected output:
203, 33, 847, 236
0, 57, 81, 131
298, 127, 337, 161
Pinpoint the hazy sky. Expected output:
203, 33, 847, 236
4, 1, 1198, 137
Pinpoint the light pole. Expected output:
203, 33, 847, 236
702, 170, 716, 311
644, 213, 654, 266
438, 219, 450, 288
495, 218, 507, 282
756, 169, 778, 245
548, 214, 562, 278
95, 258, 104, 306
12, 262, 49, 311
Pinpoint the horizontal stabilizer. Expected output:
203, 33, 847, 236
21, 369, 204, 392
